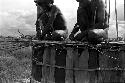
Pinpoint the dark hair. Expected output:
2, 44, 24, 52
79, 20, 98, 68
49, 0, 54, 3
34, 0, 54, 4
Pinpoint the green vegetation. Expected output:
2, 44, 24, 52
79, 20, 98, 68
0, 37, 32, 83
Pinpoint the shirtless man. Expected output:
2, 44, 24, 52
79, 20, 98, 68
69, 0, 108, 43
32, 0, 68, 83
69, 0, 108, 82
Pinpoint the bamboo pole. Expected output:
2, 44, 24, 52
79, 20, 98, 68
115, 0, 119, 39
108, 0, 110, 26
124, 0, 125, 20
66, 47, 74, 83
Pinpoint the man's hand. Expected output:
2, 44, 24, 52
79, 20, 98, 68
36, 32, 42, 40
46, 24, 53, 31
69, 34, 75, 41
39, 24, 53, 40
42, 24, 53, 34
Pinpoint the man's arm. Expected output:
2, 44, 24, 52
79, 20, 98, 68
94, 0, 107, 29
35, 17, 42, 40
69, 23, 79, 40
71, 23, 79, 35
48, 5, 59, 25
41, 5, 59, 39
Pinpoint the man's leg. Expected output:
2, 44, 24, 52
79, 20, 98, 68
74, 32, 87, 57
74, 32, 88, 41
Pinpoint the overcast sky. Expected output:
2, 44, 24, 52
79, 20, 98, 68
0, 0, 124, 14
0, 0, 124, 37
0, 0, 78, 19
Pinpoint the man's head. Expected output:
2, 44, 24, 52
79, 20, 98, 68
34, 0, 54, 4
34, 0, 54, 10
76, 0, 82, 2
76, 0, 91, 3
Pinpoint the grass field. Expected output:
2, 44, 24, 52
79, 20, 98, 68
0, 37, 32, 83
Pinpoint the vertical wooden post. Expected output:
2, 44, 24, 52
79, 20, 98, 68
124, 0, 125, 21
66, 47, 74, 83
66, 47, 89, 83
120, 49, 125, 82
74, 48, 89, 83
115, 0, 119, 39
49, 47, 56, 83
88, 49, 99, 83
75, 48, 89, 83
42, 47, 47, 83
99, 50, 111, 82
42, 46, 51, 83
73, 48, 78, 83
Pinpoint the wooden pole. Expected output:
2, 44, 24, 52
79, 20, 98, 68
124, 0, 125, 20
108, 0, 110, 25
115, 0, 119, 39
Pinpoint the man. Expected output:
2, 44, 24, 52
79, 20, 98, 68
69, 0, 108, 43
35, 0, 68, 40
69, 0, 108, 82
32, 0, 68, 83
